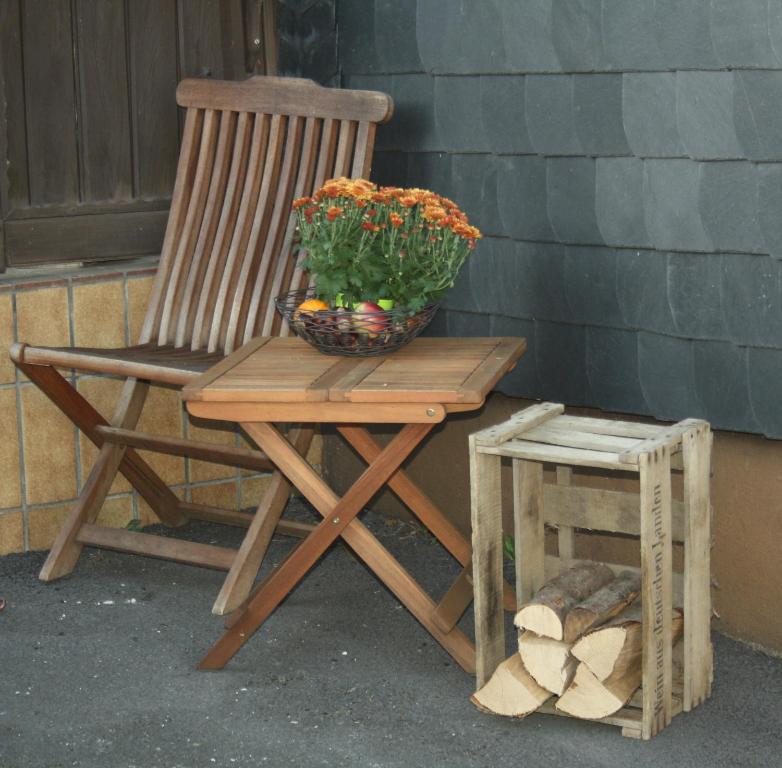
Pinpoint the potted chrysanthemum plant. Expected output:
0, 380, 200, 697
275, 177, 481, 356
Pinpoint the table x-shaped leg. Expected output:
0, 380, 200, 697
337, 426, 518, 628
198, 421, 476, 672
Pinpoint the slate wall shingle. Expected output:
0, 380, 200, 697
280, 0, 782, 438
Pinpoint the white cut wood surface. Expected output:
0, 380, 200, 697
572, 607, 683, 681
517, 631, 576, 696
471, 655, 551, 718
555, 662, 632, 720
555, 611, 684, 720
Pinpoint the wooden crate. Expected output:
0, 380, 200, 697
469, 402, 713, 740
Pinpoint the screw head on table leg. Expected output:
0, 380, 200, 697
332, 516, 340, 524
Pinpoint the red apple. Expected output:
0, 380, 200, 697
353, 300, 388, 338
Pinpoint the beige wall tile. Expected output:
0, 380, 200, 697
239, 474, 273, 510
191, 480, 238, 509
187, 415, 240, 482
72, 280, 126, 348
0, 294, 16, 384
21, 385, 77, 504
15, 286, 70, 348
96, 496, 134, 528
127, 276, 155, 344
27, 503, 71, 550
29, 497, 135, 551
76, 377, 131, 493
0, 389, 22, 509
136, 385, 185, 485
0, 510, 24, 555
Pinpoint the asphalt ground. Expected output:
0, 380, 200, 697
1, 503, 780, 768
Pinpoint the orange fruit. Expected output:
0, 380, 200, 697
298, 299, 329, 312
297, 298, 329, 313
292, 298, 330, 325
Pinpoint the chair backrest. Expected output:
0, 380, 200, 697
138, 76, 393, 354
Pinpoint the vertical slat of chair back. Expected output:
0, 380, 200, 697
138, 108, 203, 345
137, 76, 392, 354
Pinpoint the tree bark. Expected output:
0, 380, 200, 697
514, 562, 614, 640
563, 570, 641, 643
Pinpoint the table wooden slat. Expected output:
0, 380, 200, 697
183, 336, 526, 406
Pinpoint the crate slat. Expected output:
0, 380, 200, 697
481, 440, 636, 472
470, 404, 711, 741
521, 425, 641, 453
543, 484, 686, 542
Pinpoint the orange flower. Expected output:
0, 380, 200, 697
293, 196, 312, 209
389, 212, 404, 228
303, 205, 319, 217
399, 195, 418, 208
361, 221, 380, 232
422, 205, 446, 222
326, 206, 344, 221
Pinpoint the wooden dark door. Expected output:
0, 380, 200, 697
0, 0, 277, 271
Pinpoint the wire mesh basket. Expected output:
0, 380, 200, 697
275, 288, 440, 356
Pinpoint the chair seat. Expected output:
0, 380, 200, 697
12, 342, 225, 386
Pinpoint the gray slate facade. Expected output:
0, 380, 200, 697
284, 0, 782, 438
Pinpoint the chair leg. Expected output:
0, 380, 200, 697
40, 445, 129, 580
211, 427, 315, 616
39, 379, 149, 581
16, 362, 185, 526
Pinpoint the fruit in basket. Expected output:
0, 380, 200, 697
293, 298, 329, 319
353, 301, 388, 338
292, 298, 329, 333
334, 306, 352, 333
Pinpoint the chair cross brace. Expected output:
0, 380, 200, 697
16, 361, 313, 615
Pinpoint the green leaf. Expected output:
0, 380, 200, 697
503, 534, 515, 562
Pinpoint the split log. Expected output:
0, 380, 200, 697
570, 604, 643, 680
514, 563, 614, 640
557, 611, 685, 719
555, 663, 633, 720
563, 570, 641, 643
470, 655, 551, 718
517, 631, 576, 695
572, 606, 683, 681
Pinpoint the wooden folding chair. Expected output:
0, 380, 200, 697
9, 76, 393, 616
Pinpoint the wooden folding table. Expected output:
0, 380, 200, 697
181, 335, 526, 671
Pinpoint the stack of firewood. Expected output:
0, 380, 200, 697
472, 563, 683, 720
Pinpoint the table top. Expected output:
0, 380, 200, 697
182, 336, 525, 407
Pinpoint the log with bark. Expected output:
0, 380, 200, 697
570, 604, 643, 680
517, 631, 576, 695
514, 563, 615, 640
471, 655, 552, 718
562, 570, 641, 643
557, 609, 684, 719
